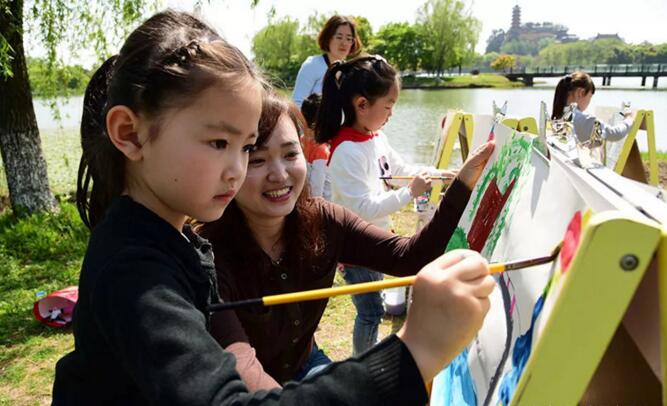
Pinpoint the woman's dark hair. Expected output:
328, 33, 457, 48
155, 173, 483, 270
552, 71, 595, 120
315, 55, 398, 143
317, 15, 362, 57
200, 92, 324, 278
76, 10, 264, 229
300, 93, 321, 129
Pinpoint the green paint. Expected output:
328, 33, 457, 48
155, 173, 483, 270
445, 227, 470, 253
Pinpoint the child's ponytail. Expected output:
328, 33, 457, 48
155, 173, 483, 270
315, 61, 347, 143
551, 75, 572, 120
76, 56, 124, 229
315, 55, 398, 144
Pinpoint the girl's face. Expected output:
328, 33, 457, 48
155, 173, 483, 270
356, 80, 399, 133
234, 114, 307, 223
134, 82, 262, 227
328, 24, 354, 61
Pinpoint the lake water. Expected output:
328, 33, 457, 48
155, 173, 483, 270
35, 81, 666, 166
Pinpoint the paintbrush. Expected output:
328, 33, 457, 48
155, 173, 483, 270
380, 175, 454, 181
207, 244, 562, 312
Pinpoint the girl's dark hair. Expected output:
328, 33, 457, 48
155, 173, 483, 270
552, 71, 596, 120
76, 10, 264, 229
315, 55, 398, 143
200, 92, 324, 278
317, 15, 362, 57
300, 93, 321, 129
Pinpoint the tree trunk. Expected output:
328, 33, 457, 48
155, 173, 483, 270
0, 0, 57, 214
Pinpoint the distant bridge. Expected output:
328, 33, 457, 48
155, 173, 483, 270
501, 64, 667, 87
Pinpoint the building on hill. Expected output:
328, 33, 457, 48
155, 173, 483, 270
486, 4, 579, 54
593, 33, 623, 41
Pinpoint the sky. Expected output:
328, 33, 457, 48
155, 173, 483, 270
30, 0, 667, 66
173, 0, 667, 57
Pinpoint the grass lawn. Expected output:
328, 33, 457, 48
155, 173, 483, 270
0, 128, 417, 405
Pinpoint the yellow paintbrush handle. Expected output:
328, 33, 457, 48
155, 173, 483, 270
489, 263, 505, 274
262, 275, 417, 306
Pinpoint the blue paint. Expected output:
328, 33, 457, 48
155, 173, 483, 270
432, 348, 477, 405
497, 294, 546, 405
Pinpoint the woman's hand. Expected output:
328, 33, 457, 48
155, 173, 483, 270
457, 141, 495, 190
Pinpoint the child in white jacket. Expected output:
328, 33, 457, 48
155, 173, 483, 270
316, 55, 450, 355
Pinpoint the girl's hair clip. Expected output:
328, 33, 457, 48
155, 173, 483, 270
167, 40, 202, 67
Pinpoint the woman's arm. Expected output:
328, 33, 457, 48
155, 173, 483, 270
292, 57, 319, 109
330, 178, 471, 276
209, 309, 281, 391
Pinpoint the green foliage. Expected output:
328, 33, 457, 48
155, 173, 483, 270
353, 15, 373, 49
252, 16, 318, 86
416, 0, 480, 74
0, 1, 158, 100
369, 22, 426, 71
534, 39, 667, 66
490, 54, 516, 71
27, 57, 90, 97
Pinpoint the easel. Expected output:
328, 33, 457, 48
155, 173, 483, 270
605, 109, 659, 186
501, 117, 538, 135
424, 110, 665, 404
428, 111, 473, 205
509, 147, 666, 405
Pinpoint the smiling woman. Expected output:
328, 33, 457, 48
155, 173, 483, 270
198, 91, 495, 391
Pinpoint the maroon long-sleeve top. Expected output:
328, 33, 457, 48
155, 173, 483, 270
201, 179, 471, 390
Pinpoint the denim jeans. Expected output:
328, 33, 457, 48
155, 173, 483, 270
292, 343, 332, 381
342, 265, 385, 356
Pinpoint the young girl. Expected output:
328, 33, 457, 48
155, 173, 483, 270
552, 71, 635, 144
52, 10, 495, 405
200, 92, 494, 390
315, 55, 452, 356
300, 93, 331, 199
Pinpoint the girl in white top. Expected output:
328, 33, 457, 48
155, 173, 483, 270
552, 71, 635, 143
316, 55, 452, 355
292, 15, 362, 108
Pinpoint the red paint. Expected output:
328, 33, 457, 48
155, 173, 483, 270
560, 211, 582, 273
487, 126, 495, 141
467, 176, 517, 252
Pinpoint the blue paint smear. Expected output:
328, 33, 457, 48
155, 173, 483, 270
497, 294, 546, 405
432, 348, 477, 405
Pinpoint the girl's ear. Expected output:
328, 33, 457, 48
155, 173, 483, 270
106, 105, 145, 161
353, 95, 369, 114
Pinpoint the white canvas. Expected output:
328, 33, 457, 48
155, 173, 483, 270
430, 123, 589, 406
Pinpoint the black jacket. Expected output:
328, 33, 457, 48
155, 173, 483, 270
52, 196, 427, 405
